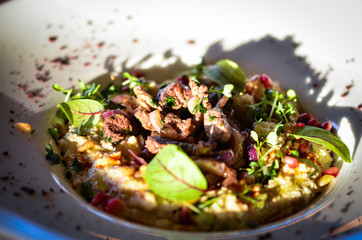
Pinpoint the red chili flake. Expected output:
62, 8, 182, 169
132, 39, 138, 43
48, 36, 58, 42
60, 45, 67, 50
97, 42, 105, 48
35, 63, 44, 71
84, 62, 91, 67
187, 40, 195, 45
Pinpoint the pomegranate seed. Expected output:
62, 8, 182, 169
105, 198, 121, 215
324, 167, 339, 177
133, 70, 145, 78
284, 156, 299, 169
296, 122, 305, 128
321, 121, 332, 131
307, 118, 319, 126
297, 113, 313, 124
176, 75, 189, 86
91, 191, 109, 206
179, 206, 192, 224
260, 74, 273, 89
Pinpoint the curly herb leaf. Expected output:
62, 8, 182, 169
291, 126, 351, 163
60, 99, 104, 128
203, 59, 246, 94
145, 145, 207, 202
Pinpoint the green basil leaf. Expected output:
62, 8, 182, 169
291, 126, 351, 163
203, 59, 246, 94
145, 144, 207, 202
60, 99, 103, 127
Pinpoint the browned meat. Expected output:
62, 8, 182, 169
164, 113, 195, 138
103, 114, 134, 143
188, 79, 212, 110
204, 108, 231, 143
134, 109, 156, 131
228, 128, 249, 169
145, 135, 216, 156
157, 82, 190, 110
133, 86, 160, 110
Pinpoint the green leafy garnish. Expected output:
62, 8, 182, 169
70, 157, 84, 172
145, 145, 207, 202
45, 144, 60, 165
59, 99, 104, 128
203, 59, 246, 94
165, 96, 176, 108
249, 89, 297, 123
291, 126, 352, 163
53, 79, 103, 102
246, 126, 281, 182
79, 181, 94, 201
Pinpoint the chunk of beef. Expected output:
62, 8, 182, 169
228, 128, 249, 169
188, 78, 212, 110
133, 86, 160, 110
164, 113, 195, 138
103, 114, 134, 143
157, 82, 190, 110
134, 109, 156, 131
204, 108, 231, 143
145, 135, 216, 156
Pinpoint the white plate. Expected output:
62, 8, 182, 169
0, 0, 361, 239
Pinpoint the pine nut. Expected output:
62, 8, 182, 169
14, 122, 32, 133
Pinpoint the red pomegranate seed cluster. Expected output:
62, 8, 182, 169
260, 74, 273, 89
296, 113, 332, 131
91, 191, 121, 215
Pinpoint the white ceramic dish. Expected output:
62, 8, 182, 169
1, 0, 361, 239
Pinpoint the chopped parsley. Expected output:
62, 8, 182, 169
165, 96, 176, 108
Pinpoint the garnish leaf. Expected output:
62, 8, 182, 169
292, 126, 351, 163
145, 145, 207, 202
60, 99, 103, 127
203, 59, 246, 94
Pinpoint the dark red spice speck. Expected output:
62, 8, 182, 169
187, 40, 195, 45
97, 42, 105, 48
84, 62, 91, 67
49, 188, 54, 192
340, 201, 354, 213
48, 36, 58, 42
20, 186, 35, 195
3, 151, 9, 156
132, 39, 138, 43
313, 83, 318, 88
75, 225, 81, 231
60, 45, 67, 50
41, 190, 49, 197
346, 190, 354, 197
1, 176, 9, 181
35, 70, 52, 82
51, 56, 71, 65
357, 104, 362, 111
13, 192, 22, 197
35, 63, 44, 71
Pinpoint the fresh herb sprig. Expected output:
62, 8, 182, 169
249, 89, 297, 123
247, 126, 281, 183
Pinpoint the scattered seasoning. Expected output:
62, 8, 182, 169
35, 63, 44, 71
97, 42, 105, 48
50, 56, 71, 65
35, 70, 52, 82
48, 36, 58, 42
340, 201, 354, 213
346, 189, 354, 197
84, 62, 91, 67
341, 80, 354, 97
41, 190, 49, 197
132, 39, 138, 43
13, 192, 22, 197
75, 225, 81, 231
3, 151, 9, 156
187, 40, 195, 45
87, 20, 93, 25
20, 186, 35, 195
1, 176, 9, 181
60, 45, 67, 50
